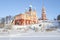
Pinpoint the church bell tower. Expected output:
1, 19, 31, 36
42, 0, 47, 20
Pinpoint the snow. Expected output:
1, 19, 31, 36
0, 31, 60, 40
0, 20, 60, 40
0, 37, 60, 40
0, 28, 60, 40
0, 29, 60, 37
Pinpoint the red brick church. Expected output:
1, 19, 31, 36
13, 5, 38, 25
12, 4, 47, 25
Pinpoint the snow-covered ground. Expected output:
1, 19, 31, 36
0, 20, 60, 40
0, 29, 60, 37
0, 28, 60, 40
0, 37, 60, 40
0, 31, 60, 40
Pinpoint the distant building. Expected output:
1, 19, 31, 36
57, 14, 60, 26
5, 15, 13, 24
57, 15, 60, 20
0, 18, 5, 28
13, 5, 38, 25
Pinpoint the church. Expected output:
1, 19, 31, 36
12, 0, 47, 25
12, 4, 47, 25
13, 5, 38, 25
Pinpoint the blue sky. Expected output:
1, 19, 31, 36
0, 0, 60, 20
